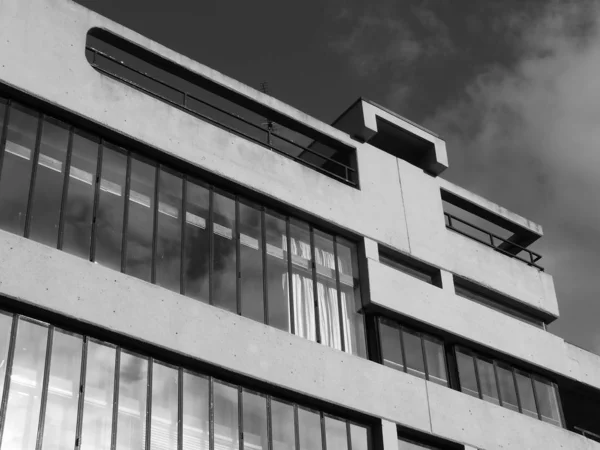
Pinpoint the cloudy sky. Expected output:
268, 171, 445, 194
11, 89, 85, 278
75, 0, 600, 353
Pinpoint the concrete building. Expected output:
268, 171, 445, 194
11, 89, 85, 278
0, 0, 599, 449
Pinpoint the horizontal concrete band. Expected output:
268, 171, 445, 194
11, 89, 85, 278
0, 231, 594, 450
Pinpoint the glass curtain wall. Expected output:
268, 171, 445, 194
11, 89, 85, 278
0, 311, 370, 450
0, 96, 366, 359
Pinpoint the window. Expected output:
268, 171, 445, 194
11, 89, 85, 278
0, 309, 371, 449
378, 247, 441, 286
398, 438, 442, 450
455, 348, 562, 427
0, 95, 366, 358
454, 280, 546, 329
377, 318, 448, 386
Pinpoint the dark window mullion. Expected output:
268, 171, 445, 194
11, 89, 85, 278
511, 367, 523, 414
235, 197, 241, 316
472, 354, 483, 400
57, 127, 74, 250
74, 336, 89, 449
285, 218, 295, 335
120, 153, 132, 273
151, 165, 159, 284
492, 360, 504, 407
320, 412, 327, 450
332, 237, 345, 352
209, 377, 215, 450
0, 100, 13, 183
177, 368, 183, 450
420, 333, 430, 381
110, 347, 121, 450
180, 177, 187, 296
261, 208, 269, 326
208, 187, 214, 306
529, 374, 543, 421
309, 226, 321, 344
346, 421, 352, 450
35, 325, 54, 450
23, 112, 44, 238
145, 358, 153, 450
90, 141, 104, 262
238, 387, 243, 450
267, 397, 274, 450
398, 327, 408, 374
0, 314, 18, 447
292, 404, 299, 450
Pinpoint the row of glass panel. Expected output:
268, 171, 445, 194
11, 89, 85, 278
0, 98, 366, 357
456, 348, 562, 426
0, 311, 370, 450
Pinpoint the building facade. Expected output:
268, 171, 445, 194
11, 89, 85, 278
0, 0, 599, 449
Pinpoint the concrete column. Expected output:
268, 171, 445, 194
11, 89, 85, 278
439, 269, 454, 292
381, 419, 398, 450
364, 237, 379, 261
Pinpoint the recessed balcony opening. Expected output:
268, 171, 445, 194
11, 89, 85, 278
85, 28, 358, 187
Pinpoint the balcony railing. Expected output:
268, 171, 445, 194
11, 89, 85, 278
444, 212, 544, 270
85, 44, 357, 187
574, 426, 600, 443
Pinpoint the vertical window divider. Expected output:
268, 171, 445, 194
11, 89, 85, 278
90, 141, 104, 262
555, 381, 566, 428
145, 358, 153, 450
0, 100, 12, 180
74, 336, 89, 449
235, 197, 241, 316
177, 368, 183, 450
292, 404, 299, 450
261, 208, 269, 326
23, 113, 44, 238
346, 421, 353, 450
320, 413, 328, 450
511, 368, 523, 414
492, 360, 504, 407
151, 165, 160, 284
208, 187, 215, 306
57, 127, 74, 250
110, 347, 121, 450
529, 374, 543, 421
238, 387, 244, 450
309, 227, 321, 344
0, 314, 18, 446
472, 354, 483, 400
120, 152, 132, 274
209, 377, 215, 450
332, 237, 345, 353
420, 334, 430, 382
398, 327, 408, 374
180, 177, 187, 296
35, 325, 54, 450
285, 218, 295, 335
267, 397, 274, 450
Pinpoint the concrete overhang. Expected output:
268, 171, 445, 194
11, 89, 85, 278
439, 178, 543, 252
332, 98, 448, 176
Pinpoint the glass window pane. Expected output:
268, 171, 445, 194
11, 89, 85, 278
182, 372, 209, 450
271, 400, 294, 450
3, 318, 48, 449
242, 391, 267, 450
298, 408, 322, 450
0, 312, 13, 404
290, 220, 316, 341
350, 424, 368, 450
378, 318, 403, 371
497, 364, 519, 412
95, 144, 127, 271
42, 330, 82, 450
156, 168, 182, 293
314, 230, 341, 350
456, 350, 479, 398
402, 330, 425, 379
214, 382, 239, 450
423, 337, 447, 386
476, 358, 499, 405
62, 131, 98, 259
126, 157, 156, 282
325, 416, 348, 450
533, 378, 562, 426
265, 212, 290, 332
81, 340, 116, 450
398, 437, 433, 449
213, 192, 237, 313
337, 239, 366, 358
29, 117, 69, 247
515, 371, 538, 419
184, 180, 210, 303
0, 104, 39, 235
151, 363, 178, 450
117, 351, 148, 450
239, 202, 264, 323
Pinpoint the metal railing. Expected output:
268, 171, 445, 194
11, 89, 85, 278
444, 212, 544, 270
574, 426, 600, 443
86, 46, 357, 187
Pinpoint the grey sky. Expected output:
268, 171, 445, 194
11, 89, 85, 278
74, 0, 600, 353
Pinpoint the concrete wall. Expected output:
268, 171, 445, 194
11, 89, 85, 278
0, 230, 596, 450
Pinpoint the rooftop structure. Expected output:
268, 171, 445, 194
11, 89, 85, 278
0, 0, 599, 449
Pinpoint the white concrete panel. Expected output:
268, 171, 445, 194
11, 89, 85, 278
382, 419, 400, 450
567, 343, 600, 389
367, 260, 600, 390
364, 237, 380, 262
0, 231, 429, 432
427, 381, 599, 450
